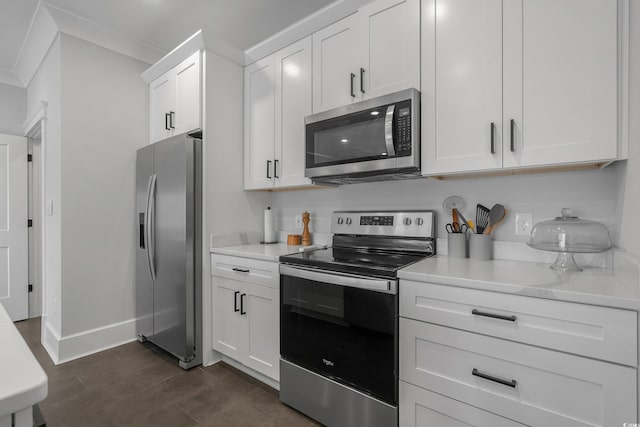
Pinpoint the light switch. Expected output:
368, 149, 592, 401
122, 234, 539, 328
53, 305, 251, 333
46, 199, 53, 216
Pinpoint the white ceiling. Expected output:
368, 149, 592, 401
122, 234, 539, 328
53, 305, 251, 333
0, 0, 335, 72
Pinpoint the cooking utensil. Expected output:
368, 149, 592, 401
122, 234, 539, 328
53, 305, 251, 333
466, 219, 475, 233
484, 208, 507, 235
443, 196, 466, 214
476, 204, 490, 234
452, 208, 460, 231
483, 204, 506, 235
446, 223, 469, 234
527, 208, 612, 272
456, 209, 472, 231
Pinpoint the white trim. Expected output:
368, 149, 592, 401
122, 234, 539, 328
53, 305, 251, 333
244, 0, 370, 65
44, 318, 138, 365
618, 0, 630, 159
140, 30, 206, 83
23, 101, 48, 136
43, 2, 163, 65
0, 69, 23, 87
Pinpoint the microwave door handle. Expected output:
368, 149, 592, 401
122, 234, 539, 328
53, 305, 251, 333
384, 105, 396, 157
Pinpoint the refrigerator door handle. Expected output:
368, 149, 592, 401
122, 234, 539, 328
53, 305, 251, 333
144, 175, 153, 279
147, 174, 157, 282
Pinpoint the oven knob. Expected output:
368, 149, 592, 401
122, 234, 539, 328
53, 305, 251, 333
403, 218, 412, 226
416, 218, 424, 226
337, 217, 344, 225
346, 218, 352, 225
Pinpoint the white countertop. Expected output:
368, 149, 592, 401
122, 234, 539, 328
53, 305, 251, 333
0, 306, 47, 419
399, 256, 640, 310
211, 243, 308, 262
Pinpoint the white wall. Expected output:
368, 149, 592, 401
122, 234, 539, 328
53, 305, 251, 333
272, 166, 621, 246
59, 34, 148, 337
26, 36, 63, 341
0, 83, 27, 136
615, 2, 640, 259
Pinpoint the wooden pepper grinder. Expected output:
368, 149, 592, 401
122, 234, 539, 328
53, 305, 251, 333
301, 211, 312, 246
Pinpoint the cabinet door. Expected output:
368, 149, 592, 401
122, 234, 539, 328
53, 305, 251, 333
149, 70, 174, 143
421, 0, 503, 175
174, 51, 201, 135
212, 277, 246, 361
503, 0, 618, 167
244, 283, 279, 380
274, 37, 313, 189
358, 0, 420, 99
312, 15, 358, 113
244, 56, 276, 190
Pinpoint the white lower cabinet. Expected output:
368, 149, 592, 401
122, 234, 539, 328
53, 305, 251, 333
399, 282, 638, 427
400, 381, 526, 427
211, 255, 279, 381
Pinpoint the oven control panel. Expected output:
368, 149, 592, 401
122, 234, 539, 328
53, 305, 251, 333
332, 210, 435, 238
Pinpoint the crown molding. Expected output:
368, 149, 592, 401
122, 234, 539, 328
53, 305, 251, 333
0, 69, 24, 87
244, 0, 371, 65
11, 2, 166, 87
140, 30, 205, 84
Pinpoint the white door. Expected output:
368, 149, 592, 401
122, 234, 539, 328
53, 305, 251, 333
244, 283, 279, 380
244, 56, 276, 190
150, 70, 174, 143
358, 0, 420, 99
211, 277, 245, 361
174, 51, 201, 136
0, 134, 28, 321
312, 14, 358, 113
274, 36, 313, 189
503, 0, 618, 167
421, 0, 503, 175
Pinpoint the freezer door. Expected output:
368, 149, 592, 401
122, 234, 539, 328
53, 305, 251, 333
151, 135, 196, 361
135, 144, 155, 341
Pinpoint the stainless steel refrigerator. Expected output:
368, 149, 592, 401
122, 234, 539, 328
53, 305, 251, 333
135, 131, 202, 369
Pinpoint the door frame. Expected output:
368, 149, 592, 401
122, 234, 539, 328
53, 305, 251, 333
23, 102, 47, 329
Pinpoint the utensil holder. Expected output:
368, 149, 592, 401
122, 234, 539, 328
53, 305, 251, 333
447, 233, 468, 258
470, 234, 493, 261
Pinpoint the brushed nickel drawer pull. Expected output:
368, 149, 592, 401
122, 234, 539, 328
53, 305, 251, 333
472, 368, 517, 388
472, 309, 516, 322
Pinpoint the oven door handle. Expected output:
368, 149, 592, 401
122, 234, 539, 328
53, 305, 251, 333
280, 265, 396, 294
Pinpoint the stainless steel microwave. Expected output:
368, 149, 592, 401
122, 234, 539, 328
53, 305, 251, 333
304, 88, 420, 185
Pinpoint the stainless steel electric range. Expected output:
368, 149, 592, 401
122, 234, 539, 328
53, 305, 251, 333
279, 210, 436, 427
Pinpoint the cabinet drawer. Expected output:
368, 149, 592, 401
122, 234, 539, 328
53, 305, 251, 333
400, 381, 526, 427
211, 254, 279, 288
400, 281, 637, 366
400, 319, 636, 427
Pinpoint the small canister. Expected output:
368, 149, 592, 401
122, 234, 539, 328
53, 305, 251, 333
469, 233, 493, 261
447, 233, 468, 258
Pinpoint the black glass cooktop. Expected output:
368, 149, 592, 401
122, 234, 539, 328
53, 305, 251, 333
279, 247, 431, 279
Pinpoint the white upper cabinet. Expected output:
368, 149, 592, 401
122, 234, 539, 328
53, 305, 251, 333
149, 70, 174, 143
245, 37, 313, 191
149, 51, 201, 143
502, 0, 619, 168
357, 0, 420, 100
173, 53, 202, 137
422, 0, 624, 175
422, 0, 503, 174
244, 56, 276, 190
312, 15, 359, 112
313, 0, 420, 113
274, 37, 313, 188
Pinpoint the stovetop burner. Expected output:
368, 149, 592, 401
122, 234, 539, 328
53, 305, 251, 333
279, 210, 436, 279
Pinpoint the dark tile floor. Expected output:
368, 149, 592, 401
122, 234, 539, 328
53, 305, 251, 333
15, 317, 320, 426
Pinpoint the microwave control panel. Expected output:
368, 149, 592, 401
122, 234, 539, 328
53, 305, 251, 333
395, 102, 412, 157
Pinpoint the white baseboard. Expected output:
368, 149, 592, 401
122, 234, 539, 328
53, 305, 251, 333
43, 318, 138, 364
220, 355, 280, 391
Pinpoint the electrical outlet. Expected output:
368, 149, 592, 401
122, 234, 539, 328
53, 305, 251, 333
515, 213, 533, 236
295, 215, 302, 229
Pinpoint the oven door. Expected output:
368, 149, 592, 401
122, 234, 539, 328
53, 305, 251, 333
280, 265, 398, 405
